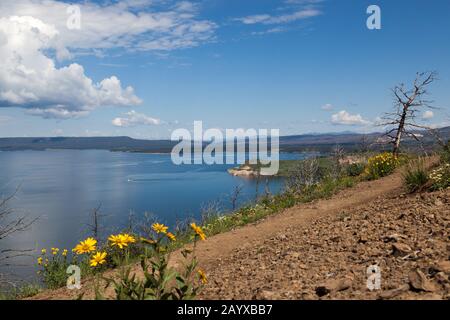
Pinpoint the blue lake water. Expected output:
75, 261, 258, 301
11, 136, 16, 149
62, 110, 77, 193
0, 149, 314, 280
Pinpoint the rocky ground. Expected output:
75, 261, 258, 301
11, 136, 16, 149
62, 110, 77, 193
200, 189, 450, 300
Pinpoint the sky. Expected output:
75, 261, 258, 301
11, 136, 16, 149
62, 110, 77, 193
0, 0, 449, 139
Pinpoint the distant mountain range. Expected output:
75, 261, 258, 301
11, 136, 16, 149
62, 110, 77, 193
1, 126, 449, 153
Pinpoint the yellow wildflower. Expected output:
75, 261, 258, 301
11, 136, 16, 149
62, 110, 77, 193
37, 257, 43, 265
62, 249, 68, 257
198, 269, 208, 284
166, 232, 176, 242
73, 237, 97, 254
190, 223, 206, 241
90, 251, 107, 267
152, 223, 168, 234
51, 247, 59, 255
41, 248, 46, 255
121, 233, 136, 244
108, 234, 128, 249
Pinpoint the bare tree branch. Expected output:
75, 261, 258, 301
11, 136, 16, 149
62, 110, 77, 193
380, 71, 438, 155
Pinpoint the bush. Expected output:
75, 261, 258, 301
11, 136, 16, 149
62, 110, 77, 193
429, 163, 450, 191
365, 152, 399, 180
440, 141, 450, 164
402, 158, 429, 193
346, 163, 365, 177
37, 248, 77, 289
99, 224, 206, 300
36, 225, 207, 300
286, 158, 322, 193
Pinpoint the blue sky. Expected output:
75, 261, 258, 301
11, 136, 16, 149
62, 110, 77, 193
0, 0, 449, 138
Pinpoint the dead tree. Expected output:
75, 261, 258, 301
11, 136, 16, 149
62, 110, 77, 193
381, 71, 437, 156
330, 144, 345, 179
0, 189, 38, 283
85, 203, 107, 239
359, 134, 372, 153
229, 184, 244, 211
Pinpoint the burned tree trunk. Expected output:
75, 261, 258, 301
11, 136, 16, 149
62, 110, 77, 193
381, 71, 437, 156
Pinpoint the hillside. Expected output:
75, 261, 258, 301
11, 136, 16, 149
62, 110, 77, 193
1, 126, 449, 153
29, 162, 450, 300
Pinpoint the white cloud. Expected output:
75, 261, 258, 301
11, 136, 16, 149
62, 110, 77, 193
331, 110, 371, 126
251, 27, 286, 36
0, 0, 216, 119
112, 110, 161, 127
321, 103, 333, 111
0, 15, 142, 118
422, 110, 434, 120
236, 9, 321, 25
0, 0, 216, 54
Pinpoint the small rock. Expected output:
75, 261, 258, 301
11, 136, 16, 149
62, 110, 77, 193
434, 261, 450, 274
409, 269, 437, 292
383, 233, 407, 243
254, 290, 276, 300
358, 236, 368, 244
277, 234, 287, 241
434, 272, 449, 284
330, 236, 341, 242
392, 243, 412, 257
378, 284, 409, 300
289, 252, 301, 259
315, 277, 353, 297
298, 263, 308, 270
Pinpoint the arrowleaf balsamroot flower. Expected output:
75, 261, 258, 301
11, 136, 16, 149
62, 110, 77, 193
166, 232, 176, 242
121, 233, 136, 244
90, 251, 107, 267
190, 223, 206, 241
152, 223, 168, 234
109, 234, 126, 249
198, 269, 207, 284
109, 233, 136, 249
73, 237, 97, 254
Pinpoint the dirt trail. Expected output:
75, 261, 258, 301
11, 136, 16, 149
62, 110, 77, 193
31, 161, 449, 300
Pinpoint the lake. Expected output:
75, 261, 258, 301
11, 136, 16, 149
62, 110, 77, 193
0, 149, 314, 280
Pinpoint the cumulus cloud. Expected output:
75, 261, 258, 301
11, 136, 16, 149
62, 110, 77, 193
422, 110, 434, 120
331, 110, 371, 126
0, 0, 216, 119
0, 15, 142, 118
112, 110, 161, 127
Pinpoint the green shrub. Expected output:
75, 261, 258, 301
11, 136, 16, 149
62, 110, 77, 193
429, 163, 450, 191
402, 158, 429, 193
346, 163, 365, 177
0, 284, 41, 300
99, 224, 206, 300
365, 152, 399, 180
441, 141, 450, 164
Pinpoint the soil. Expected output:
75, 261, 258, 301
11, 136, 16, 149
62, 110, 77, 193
30, 164, 450, 300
